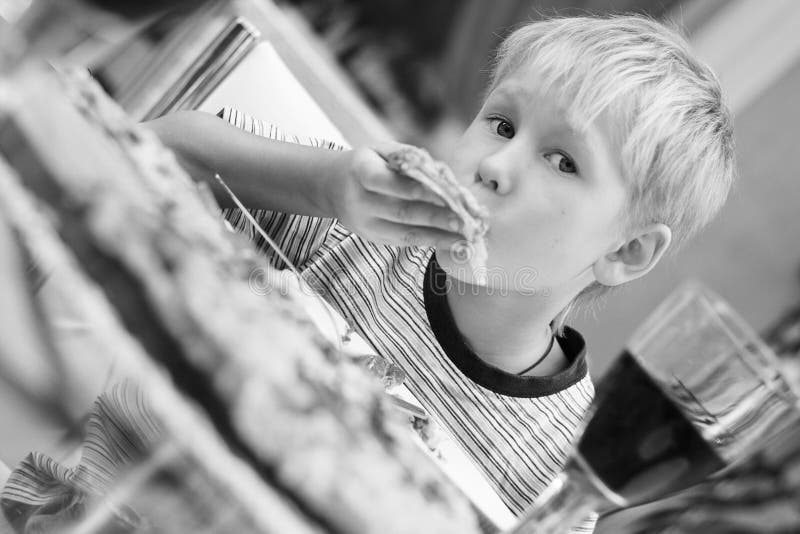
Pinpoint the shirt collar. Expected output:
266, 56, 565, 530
423, 253, 589, 398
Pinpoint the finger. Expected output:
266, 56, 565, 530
366, 192, 464, 235
369, 219, 465, 250
371, 141, 411, 161
362, 169, 446, 207
367, 144, 447, 207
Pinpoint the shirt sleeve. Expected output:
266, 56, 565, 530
570, 513, 598, 533
217, 106, 346, 271
0, 381, 163, 532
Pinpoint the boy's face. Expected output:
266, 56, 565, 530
438, 66, 629, 295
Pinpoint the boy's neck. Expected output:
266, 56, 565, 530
444, 278, 573, 376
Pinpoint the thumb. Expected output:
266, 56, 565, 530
371, 141, 416, 162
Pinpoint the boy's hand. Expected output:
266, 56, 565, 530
325, 143, 467, 249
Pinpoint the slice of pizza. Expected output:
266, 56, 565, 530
385, 146, 489, 283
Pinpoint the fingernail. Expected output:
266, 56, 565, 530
448, 218, 461, 232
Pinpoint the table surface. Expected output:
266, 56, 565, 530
198, 41, 347, 146
228, 0, 394, 147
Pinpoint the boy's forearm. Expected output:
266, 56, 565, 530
143, 110, 338, 217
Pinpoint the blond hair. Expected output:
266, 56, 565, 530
488, 15, 736, 331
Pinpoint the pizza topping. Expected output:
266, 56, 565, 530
385, 146, 489, 283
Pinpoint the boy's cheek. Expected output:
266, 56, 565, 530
448, 136, 482, 174
446, 151, 472, 179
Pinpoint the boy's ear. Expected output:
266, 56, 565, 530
593, 223, 672, 287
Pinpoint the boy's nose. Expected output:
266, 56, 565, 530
476, 151, 513, 194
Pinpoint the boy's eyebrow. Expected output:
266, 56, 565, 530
488, 85, 525, 102
551, 125, 590, 152
491, 83, 585, 131
555, 110, 590, 139
550, 125, 608, 174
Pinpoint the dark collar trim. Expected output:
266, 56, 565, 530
423, 254, 588, 398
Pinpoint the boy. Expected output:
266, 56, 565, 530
148, 13, 734, 528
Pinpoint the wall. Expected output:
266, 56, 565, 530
440, 0, 683, 122
576, 58, 800, 376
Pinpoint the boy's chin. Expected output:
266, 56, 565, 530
434, 246, 551, 296
434, 246, 487, 287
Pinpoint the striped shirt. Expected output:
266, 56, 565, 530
1, 382, 164, 531
219, 108, 596, 523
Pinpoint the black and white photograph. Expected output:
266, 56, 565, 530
0, 0, 799, 532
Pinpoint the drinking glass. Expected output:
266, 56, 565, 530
508, 281, 800, 533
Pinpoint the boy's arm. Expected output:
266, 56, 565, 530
144, 111, 464, 251
144, 110, 343, 216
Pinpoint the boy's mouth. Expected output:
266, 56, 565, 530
467, 183, 494, 207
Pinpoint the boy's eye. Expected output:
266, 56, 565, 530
489, 118, 515, 138
545, 152, 578, 174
